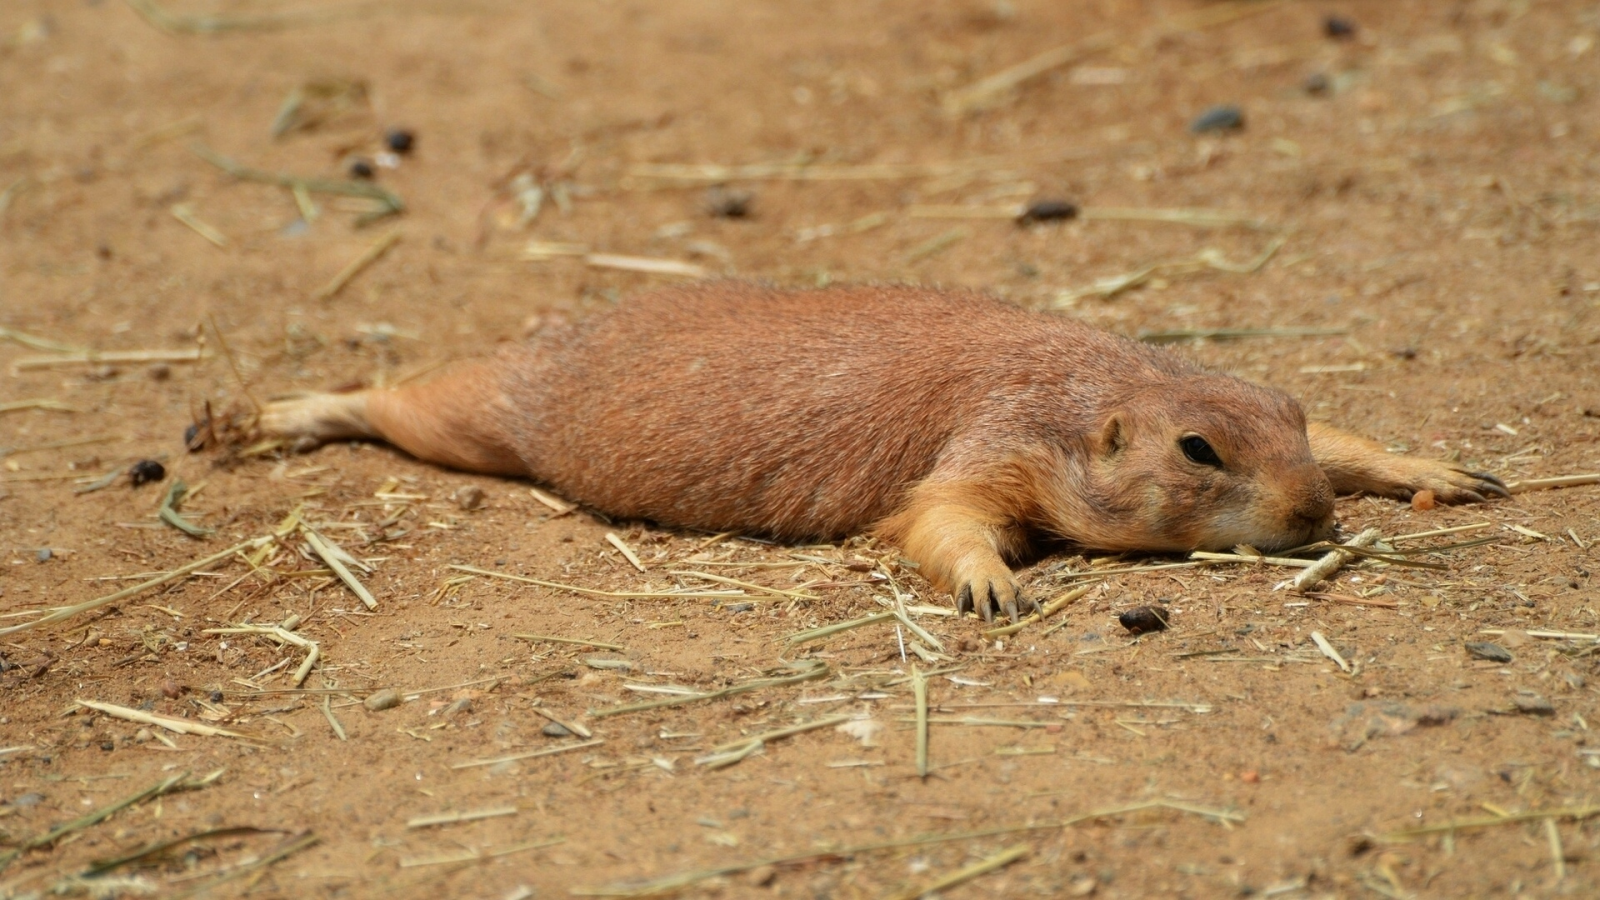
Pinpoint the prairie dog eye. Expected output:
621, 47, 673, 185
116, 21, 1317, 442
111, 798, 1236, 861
1180, 435, 1222, 467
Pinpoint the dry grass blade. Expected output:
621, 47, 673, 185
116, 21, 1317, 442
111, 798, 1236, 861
787, 611, 896, 644
700, 715, 855, 769
0, 771, 192, 873
1079, 206, 1274, 230
1378, 805, 1600, 840
0, 536, 269, 637
0, 399, 78, 414
1387, 522, 1493, 543
1139, 327, 1349, 344
940, 0, 1283, 114
321, 696, 346, 740
1189, 550, 1314, 569
398, 837, 564, 869
625, 161, 1003, 183
570, 799, 1239, 896
170, 203, 229, 248
1292, 528, 1382, 591
205, 625, 320, 686
589, 663, 829, 719
1547, 818, 1566, 881
0, 326, 86, 353
1506, 473, 1600, 494
913, 665, 930, 778
941, 33, 1117, 114
313, 230, 402, 301
607, 532, 646, 571
192, 144, 403, 224
1053, 237, 1283, 307
515, 633, 624, 651
1310, 631, 1351, 672
80, 826, 284, 878
0, 176, 33, 220
1303, 592, 1399, 610
303, 528, 377, 609
407, 807, 518, 829
670, 570, 817, 600
585, 254, 707, 277
450, 739, 604, 770
884, 843, 1029, 900
905, 227, 969, 262
12, 348, 206, 371
451, 564, 746, 600
159, 478, 215, 537
126, 0, 374, 34
166, 831, 318, 900
530, 707, 592, 739
76, 699, 259, 741
529, 485, 579, 515
907, 204, 1025, 219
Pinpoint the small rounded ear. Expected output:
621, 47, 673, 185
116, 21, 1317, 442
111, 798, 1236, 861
1098, 413, 1127, 458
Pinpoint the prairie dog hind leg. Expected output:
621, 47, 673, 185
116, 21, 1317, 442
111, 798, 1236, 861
259, 360, 526, 476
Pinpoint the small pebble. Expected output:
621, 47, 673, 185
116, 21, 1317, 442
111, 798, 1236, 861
1513, 694, 1555, 716
36, 548, 51, 563
705, 185, 753, 218
99, 741, 115, 752
209, 690, 224, 703
364, 688, 402, 711
1410, 489, 1436, 511
385, 128, 415, 154
148, 363, 172, 381
1303, 72, 1331, 96
442, 697, 473, 716
183, 422, 206, 452
133, 728, 153, 744
161, 679, 184, 699
747, 865, 778, 887
541, 721, 574, 738
1324, 15, 1357, 39
1118, 605, 1170, 635
1240, 769, 1260, 784
454, 485, 486, 510
1465, 641, 1513, 663
1190, 105, 1245, 133
724, 602, 755, 613
349, 158, 376, 180
14, 792, 44, 807
1017, 199, 1078, 224
128, 459, 166, 487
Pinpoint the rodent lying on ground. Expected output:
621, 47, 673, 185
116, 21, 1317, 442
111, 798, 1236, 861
259, 283, 1506, 622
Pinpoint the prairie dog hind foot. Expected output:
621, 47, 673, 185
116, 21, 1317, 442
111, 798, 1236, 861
259, 392, 377, 448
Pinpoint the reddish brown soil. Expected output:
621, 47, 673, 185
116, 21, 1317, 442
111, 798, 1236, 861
4, 1, 1600, 897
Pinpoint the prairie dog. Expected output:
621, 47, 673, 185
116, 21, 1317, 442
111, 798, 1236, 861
259, 283, 1505, 621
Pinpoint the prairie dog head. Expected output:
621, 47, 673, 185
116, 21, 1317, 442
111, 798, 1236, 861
1061, 376, 1334, 552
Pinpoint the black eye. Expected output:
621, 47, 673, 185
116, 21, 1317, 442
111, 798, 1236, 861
1180, 435, 1222, 467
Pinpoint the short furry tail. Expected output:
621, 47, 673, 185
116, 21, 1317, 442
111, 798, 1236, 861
259, 361, 527, 475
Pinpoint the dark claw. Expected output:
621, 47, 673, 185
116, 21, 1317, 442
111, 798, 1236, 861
956, 584, 973, 617
980, 585, 995, 623
1459, 490, 1487, 504
1027, 594, 1043, 617
1470, 471, 1512, 499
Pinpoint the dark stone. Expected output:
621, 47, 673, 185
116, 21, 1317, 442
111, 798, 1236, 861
1190, 105, 1245, 133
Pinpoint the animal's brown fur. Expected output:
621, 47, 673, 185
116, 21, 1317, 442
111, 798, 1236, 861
259, 283, 1506, 621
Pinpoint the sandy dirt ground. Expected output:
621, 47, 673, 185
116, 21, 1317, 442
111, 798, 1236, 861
3, 1, 1600, 897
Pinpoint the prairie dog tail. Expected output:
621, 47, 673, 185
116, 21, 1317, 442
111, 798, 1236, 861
258, 361, 527, 476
